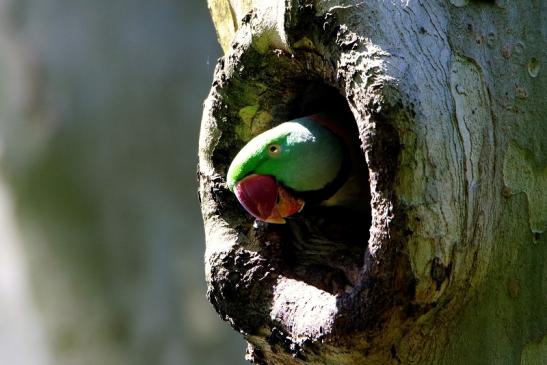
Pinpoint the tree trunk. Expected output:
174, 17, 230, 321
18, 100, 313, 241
199, 1, 546, 364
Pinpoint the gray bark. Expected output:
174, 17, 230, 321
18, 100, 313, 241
199, 0, 547, 364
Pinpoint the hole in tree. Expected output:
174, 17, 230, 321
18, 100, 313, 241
263, 80, 372, 295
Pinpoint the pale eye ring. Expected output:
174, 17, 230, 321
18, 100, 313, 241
268, 143, 282, 157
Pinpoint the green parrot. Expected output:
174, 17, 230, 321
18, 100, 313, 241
227, 114, 369, 224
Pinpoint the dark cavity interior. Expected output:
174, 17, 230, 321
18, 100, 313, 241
257, 81, 372, 295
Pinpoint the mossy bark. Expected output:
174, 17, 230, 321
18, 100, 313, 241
200, 1, 546, 364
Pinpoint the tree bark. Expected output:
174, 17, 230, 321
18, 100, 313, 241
199, 1, 546, 364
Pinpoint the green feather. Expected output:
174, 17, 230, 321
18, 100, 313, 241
227, 117, 345, 193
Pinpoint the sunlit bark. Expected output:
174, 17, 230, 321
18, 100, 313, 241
200, 1, 547, 363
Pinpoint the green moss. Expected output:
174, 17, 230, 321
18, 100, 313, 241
235, 106, 272, 142
239, 105, 259, 126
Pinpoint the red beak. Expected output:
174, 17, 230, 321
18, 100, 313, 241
234, 174, 305, 224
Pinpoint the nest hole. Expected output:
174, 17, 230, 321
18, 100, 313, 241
260, 80, 372, 295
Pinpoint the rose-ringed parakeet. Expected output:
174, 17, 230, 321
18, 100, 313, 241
227, 114, 369, 224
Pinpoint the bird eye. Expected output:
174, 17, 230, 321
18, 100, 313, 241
268, 143, 281, 157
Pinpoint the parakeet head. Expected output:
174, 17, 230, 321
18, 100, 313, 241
227, 115, 346, 223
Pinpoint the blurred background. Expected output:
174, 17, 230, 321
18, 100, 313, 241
0, 0, 247, 364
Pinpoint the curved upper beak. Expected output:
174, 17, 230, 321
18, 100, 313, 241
233, 174, 305, 224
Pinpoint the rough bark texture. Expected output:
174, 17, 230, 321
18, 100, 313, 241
199, 1, 546, 364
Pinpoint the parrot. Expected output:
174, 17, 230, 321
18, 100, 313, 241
226, 114, 370, 224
